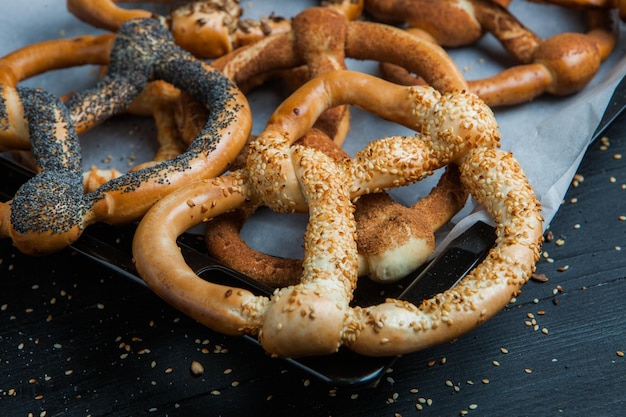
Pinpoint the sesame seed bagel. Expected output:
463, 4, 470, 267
133, 70, 542, 358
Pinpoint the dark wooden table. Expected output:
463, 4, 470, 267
1, 106, 625, 416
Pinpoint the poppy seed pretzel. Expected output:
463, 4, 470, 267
0, 33, 115, 152
133, 69, 543, 358
0, 32, 203, 190
369, 0, 619, 106
0, 18, 250, 255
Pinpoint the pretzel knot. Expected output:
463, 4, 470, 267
134, 70, 542, 358
247, 86, 496, 213
0, 18, 250, 255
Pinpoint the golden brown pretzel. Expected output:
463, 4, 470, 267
133, 68, 543, 358
205, 7, 469, 285
369, 0, 619, 106
0, 18, 250, 255
69, 0, 364, 59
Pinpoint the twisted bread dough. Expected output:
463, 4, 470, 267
206, 7, 470, 284
369, 0, 619, 106
133, 69, 543, 358
0, 18, 250, 255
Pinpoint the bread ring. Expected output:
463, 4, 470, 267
205, 7, 470, 284
133, 68, 543, 358
0, 18, 250, 255
370, 0, 619, 106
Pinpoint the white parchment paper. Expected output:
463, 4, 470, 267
1, 1, 625, 261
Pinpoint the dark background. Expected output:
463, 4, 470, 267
1, 112, 625, 416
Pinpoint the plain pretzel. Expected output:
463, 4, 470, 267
368, 0, 619, 106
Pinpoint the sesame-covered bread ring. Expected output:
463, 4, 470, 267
133, 69, 543, 358
67, 0, 364, 59
0, 18, 250, 255
206, 7, 469, 284
370, 0, 619, 106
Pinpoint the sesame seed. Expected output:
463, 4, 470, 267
617, 351, 624, 357
190, 361, 204, 376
